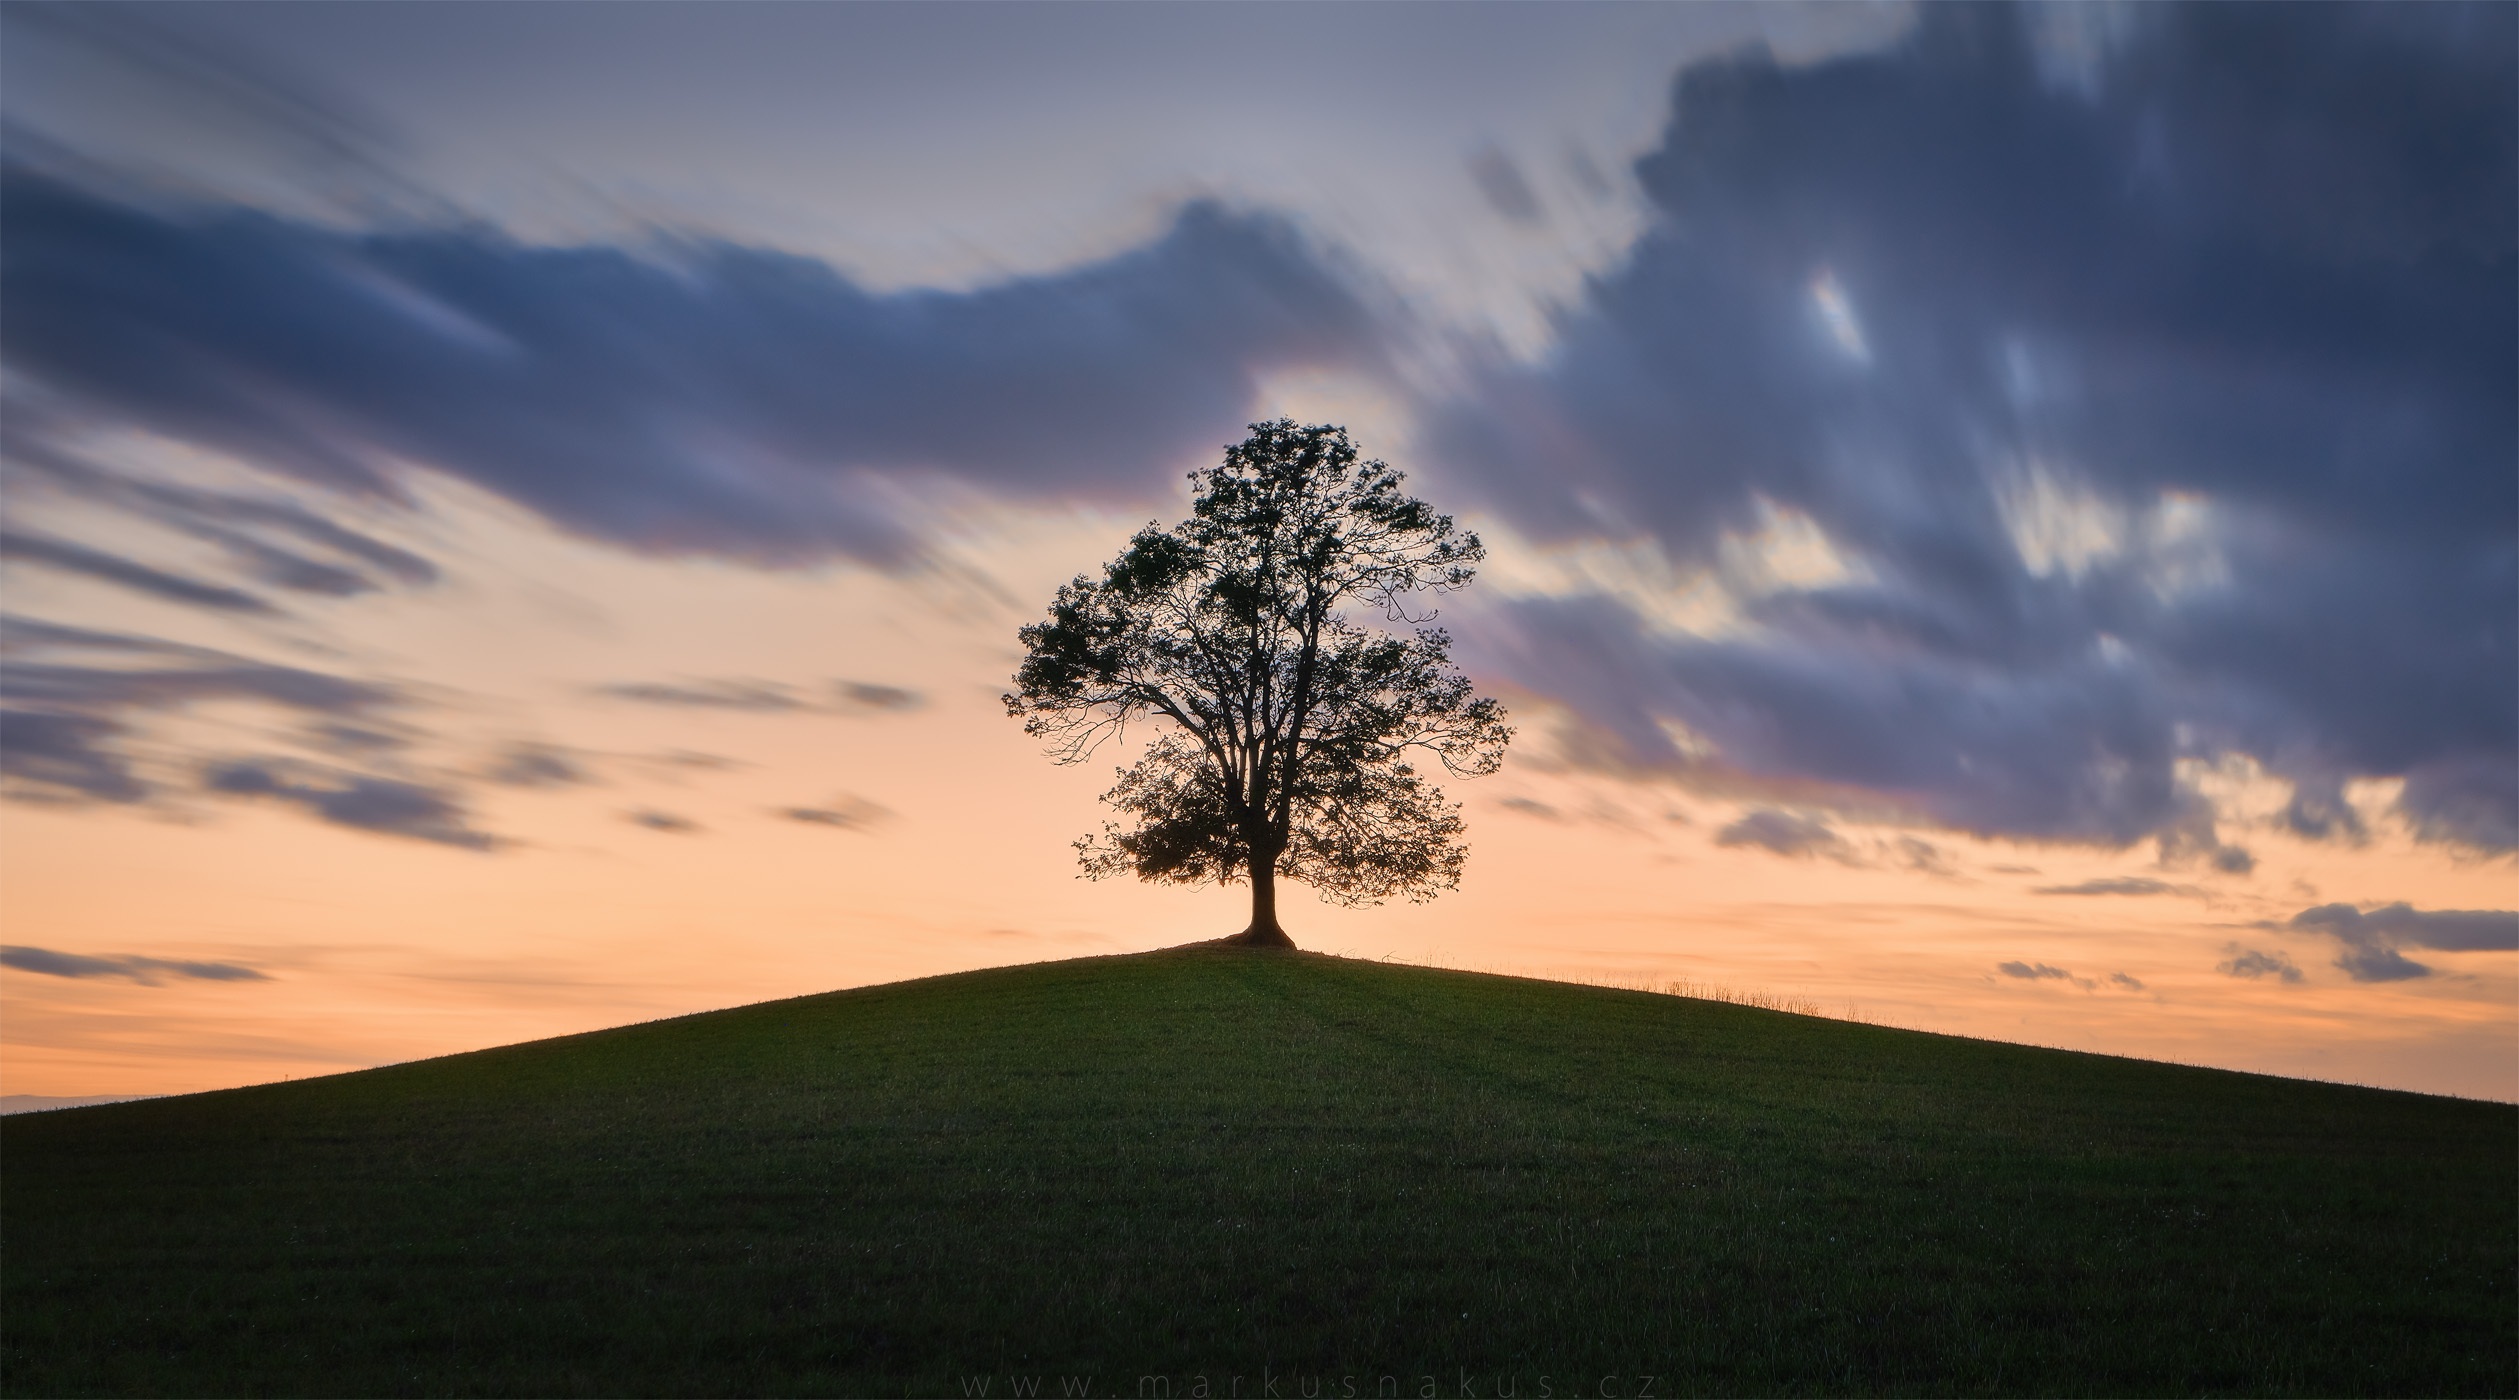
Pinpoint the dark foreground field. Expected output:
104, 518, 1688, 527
5, 946, 2512, 1397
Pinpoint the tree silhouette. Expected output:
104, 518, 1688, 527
1008, 421, 1510, 947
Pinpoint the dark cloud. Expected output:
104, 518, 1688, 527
203, 756, 495, 849
2397, 755, 2519, 853
2108, 972, 2145, 992
2034, 877, 2196, 897
1714, 807, 1845, 858
2278, 771, 2367, 844
4, 413, 443, 600
2217, 946, 2303, 984
1468, 145, 1543, 225
596, 679, 805, 713
780, 795, 891, 831
2, 167, 1382, 567
0, 614, 407, 805
0, 528, 276, 614
0, 943, 268, 983
1, 656, 396, 717
1888, 835, 1950, 873
9, 442, 443, 589
834, 681, 922, 713
2286, 901, 2519, 982
1995, 960, 2098, 992
1430, 4, 2516, 854
304, 720, 412, 755
599, 677, 924, 717
485, 744, 589, 789
0, 709, 145, 802
624, 808, 699, 834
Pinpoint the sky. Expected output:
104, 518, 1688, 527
3, 1, 2513, 1105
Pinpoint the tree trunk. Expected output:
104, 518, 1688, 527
1227, 849, 1295, 948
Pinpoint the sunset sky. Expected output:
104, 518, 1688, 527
4, 1, 2513, 1105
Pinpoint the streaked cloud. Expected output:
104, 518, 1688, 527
202, 757, 497, 850
1, 944, 270, 984
1432, 5, 2515, 854
779, 795, 892, 831
2034, 877, 2199, 898
3, 168, 1383, 569
0, 528, 277, 614
596, 679, 807, 713
484, 744, 591, 790
1714, 808, 1848, 860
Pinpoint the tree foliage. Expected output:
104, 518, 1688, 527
1006, 421, 1509, 945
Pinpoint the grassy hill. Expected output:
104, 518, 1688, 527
5, 945, 2511, 1397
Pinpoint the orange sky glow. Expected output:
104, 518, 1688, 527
7, 469, 2511, 1105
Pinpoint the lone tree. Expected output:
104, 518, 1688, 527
1007, 420, 1510, 948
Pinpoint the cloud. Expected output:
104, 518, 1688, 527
1887, 835, 1952, 874
2, 167, 1384, 567
624, 808, 699, 834
0, 528, 277, 614
780, 794, 892, 831
5, 437, 443, 594
0, 944, 269, 983
202, 756, 496, 849
305, 720, 410, 755
3, 658, 395, 718
1498, 795, 1563, 821
1468, 145, 1543, 225
1429, 4, 2515, 854
0, 614, 410, 806
0, 709, 146, 802
1995, 961, 2141, 992
599, 677, 925, 717
2284, 901, 2519, 982
834, 681, 922, 713
2034, 877, 2198, 897
2293, 902, 2519, 953
595, 679, 807, 713
1714, 807, 1848, 859
2218, 946, 2304, 984
484, 744, 590, 789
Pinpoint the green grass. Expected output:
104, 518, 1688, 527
5, 945, 2512, 1397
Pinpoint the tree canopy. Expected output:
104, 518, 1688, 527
1007, 420, 1509, 947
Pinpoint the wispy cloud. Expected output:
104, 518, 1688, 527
203, 757, 497, 850
0, 615, 411, 807
4, 168, 1382, 568
779, 795, 892, 831
2035, 877, 2201, 897
484, 744, 592, 789
596, 679, 807, 713
0, 528, 276, 614
596, 677, 927, 716
1, 944, 269, 984
1714, 808, 1849, 860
